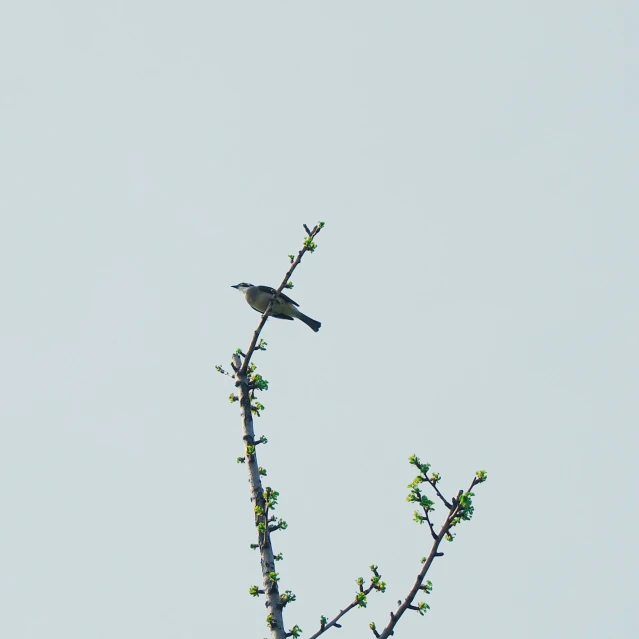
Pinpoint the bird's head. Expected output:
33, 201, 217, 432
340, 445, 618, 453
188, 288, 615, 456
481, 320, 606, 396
231, 282, 253, 293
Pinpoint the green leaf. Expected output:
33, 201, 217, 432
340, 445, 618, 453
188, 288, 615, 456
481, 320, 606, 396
251, 374, 270, 391
251, 401, 265, 416
371, 577, 386, 592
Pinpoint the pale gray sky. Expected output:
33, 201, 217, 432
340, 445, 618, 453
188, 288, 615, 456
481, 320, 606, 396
1, 2, 637, 638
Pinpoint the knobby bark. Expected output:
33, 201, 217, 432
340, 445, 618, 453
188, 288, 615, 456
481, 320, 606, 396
236, 358, 286, 638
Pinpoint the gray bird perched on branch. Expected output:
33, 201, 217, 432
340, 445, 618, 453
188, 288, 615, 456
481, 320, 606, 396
231, 283, 321, 332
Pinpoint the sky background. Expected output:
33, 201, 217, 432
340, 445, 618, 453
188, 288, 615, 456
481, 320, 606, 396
1, 2, 638, 637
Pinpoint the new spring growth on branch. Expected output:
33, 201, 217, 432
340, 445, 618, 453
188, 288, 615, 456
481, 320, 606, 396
307, 566, 386, 639
224, 222, 324, 639
366, 459, 488, 639
220, 218, 489, 638
222, 223, 487, 638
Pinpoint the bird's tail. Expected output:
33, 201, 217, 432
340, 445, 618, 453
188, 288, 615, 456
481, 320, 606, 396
297, 313, 321, 332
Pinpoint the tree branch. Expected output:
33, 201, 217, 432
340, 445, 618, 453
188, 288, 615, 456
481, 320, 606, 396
423, 476, 453, 510
309, 568, 385, 639
375, 476, 481, 639
232, 223, 324, 639
307, 594, 369, 639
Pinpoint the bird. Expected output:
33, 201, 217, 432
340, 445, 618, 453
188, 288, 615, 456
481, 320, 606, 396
231, 283, 321, 332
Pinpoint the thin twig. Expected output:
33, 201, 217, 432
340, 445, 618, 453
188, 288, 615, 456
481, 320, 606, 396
215, 365, 234, 377
308, 584, 376, 639
423, 509, 438, 541
424, 477, 453, 510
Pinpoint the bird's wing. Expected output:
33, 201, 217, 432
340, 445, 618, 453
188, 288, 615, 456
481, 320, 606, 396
248, 304, 294, 320
270, 313, 295, 321
256, 285, 299, 307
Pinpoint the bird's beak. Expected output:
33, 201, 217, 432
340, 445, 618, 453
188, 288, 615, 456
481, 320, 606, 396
231, 284, 238, 289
